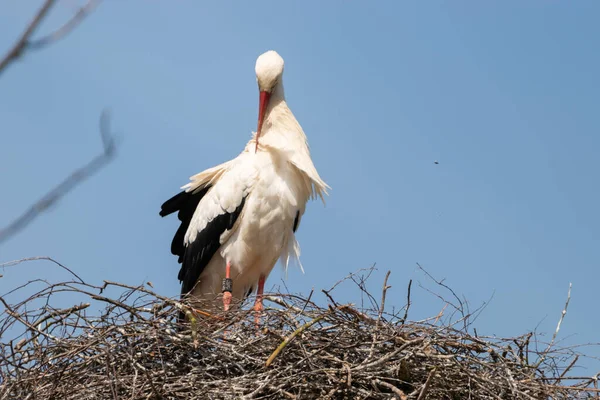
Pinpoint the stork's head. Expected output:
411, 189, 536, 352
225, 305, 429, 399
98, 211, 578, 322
254, 50, 284, 152
256, 50, 284, 93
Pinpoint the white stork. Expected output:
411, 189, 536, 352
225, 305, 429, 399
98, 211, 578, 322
160, 50, 329, 321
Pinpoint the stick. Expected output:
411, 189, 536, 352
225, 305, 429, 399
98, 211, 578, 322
416, 368, 436, 400
401, 279, 412, 324
265, 306, 346, 368
536, 283, 572, 368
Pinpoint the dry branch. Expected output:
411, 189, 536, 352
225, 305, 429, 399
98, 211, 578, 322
0, 0, 100, 77
0, 110, 117, 244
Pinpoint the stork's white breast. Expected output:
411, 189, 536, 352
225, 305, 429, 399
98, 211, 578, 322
220, 150, 309, 281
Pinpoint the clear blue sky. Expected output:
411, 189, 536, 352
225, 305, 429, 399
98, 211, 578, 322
1, 2, 598, 372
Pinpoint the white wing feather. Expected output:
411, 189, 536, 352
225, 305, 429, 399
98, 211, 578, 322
183, 154, 256, 245
182, 159, 236, 193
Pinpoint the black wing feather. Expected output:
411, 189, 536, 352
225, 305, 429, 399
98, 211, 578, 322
160, 187, 247, 296
160, 187, 211, 263
293, 210, 300, 233
179, 196, 247, 295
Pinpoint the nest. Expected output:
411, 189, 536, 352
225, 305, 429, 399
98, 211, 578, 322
0, 268, 598, 399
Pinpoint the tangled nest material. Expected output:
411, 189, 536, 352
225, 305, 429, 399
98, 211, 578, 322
0, 265, 598, 399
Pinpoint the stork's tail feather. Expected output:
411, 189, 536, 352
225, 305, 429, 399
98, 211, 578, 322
280, 233, 304, 279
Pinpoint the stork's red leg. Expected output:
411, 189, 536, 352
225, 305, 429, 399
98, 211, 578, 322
222, 262, 232, 311
253, 275, 266, 325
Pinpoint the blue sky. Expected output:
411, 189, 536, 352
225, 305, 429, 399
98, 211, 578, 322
1, 2, 598, 372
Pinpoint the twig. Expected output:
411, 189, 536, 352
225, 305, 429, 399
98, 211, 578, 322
321, 289, 339, 308
536, 283, 572, 368
373, 379, 407, 400
0, 256, 85, 284
550, 283, 572, 349
416, 263, 464, 313
32, 303, 90, 328
0, 110, 117, 244
0, 0, 100, 77
242, 378, 269, 399
353, 338, 425, 372
265, 305, 346, 368
377, 271, 391, 322
0, 0, 56, 76
416, 368, 436, 400
104, 348, 119, 400
367, 271, 391, 361
402, 279, 412, 324
558, 355, 579, 381
28, 1, 101, 50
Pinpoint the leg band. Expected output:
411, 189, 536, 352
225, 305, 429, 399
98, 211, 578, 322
222, 278, 233, 293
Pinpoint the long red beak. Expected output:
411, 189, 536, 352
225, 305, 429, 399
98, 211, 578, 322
255, 91, 271, 153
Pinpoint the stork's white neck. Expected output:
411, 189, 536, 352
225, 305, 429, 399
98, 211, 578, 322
269, 79, 286, 105
248, 79, 329, 203
260, 80, 305, 142
264, 82, 289, 127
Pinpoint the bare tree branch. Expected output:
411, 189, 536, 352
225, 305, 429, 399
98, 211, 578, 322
0, 0, 56, 75
28, 0, 101, 51
0, 0, 101, 77
0, 110, 117, 244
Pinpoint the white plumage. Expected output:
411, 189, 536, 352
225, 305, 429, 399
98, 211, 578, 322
160, 50, 329, 315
